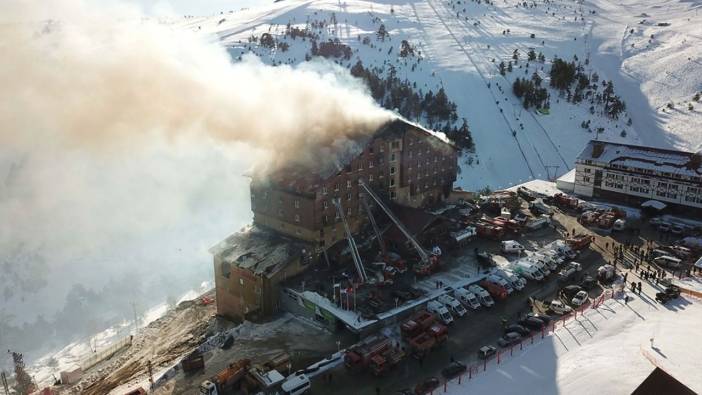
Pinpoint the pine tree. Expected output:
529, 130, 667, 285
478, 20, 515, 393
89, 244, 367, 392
499, 61, 506, 76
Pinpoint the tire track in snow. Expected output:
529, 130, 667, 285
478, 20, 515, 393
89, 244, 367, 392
418, 0, 538, 179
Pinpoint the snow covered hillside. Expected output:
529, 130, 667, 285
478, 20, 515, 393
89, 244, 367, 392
172, 0, 700, 190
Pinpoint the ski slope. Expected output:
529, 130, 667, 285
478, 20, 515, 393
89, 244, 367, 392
172, 0, 700, 190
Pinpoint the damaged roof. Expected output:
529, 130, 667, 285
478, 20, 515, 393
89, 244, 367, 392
577, 140, 702, 179
209, 226, 312, 278
257, 117, 455, 194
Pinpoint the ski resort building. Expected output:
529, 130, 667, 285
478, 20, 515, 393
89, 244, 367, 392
211, 119, 458, 321
249, 119, 458, 248
573, 140, 702, 216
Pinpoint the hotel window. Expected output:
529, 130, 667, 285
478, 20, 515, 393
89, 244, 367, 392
294, 214, 300, 223
369, 160, 374, 168
323, 215, 329, 225
391, 141, 400, 149
347, 192, 352, 201
369, 174, 374, 182
278, 209, 283, 217
380, 145, 384, 153
409, 151, 413, 158
390, 166, 396, 175
346, 180, 352, 189
390, 191, 397, 199
358, 162, 363, 171
391, 153, 396, 162
323, 200, 328, 209
347, 207, 351, 216
390, 178, 395, 186
294, 199, 300, 209
322, 186, 327, 195
334, 183, 339, 191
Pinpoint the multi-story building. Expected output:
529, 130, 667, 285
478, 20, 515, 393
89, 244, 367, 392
249, 118, 458, 248
211, 118, 458, 321
573, 140, 702, 216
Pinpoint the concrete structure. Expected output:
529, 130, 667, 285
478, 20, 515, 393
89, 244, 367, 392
249, 119, 458, 248
556, 169, 575, 193
210, 226, 314, 322
573, 140, 702, 216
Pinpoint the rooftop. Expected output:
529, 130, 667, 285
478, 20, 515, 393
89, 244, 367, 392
256, 117, 455, 195
209, 225, 312, 278
576, 140, 702, 178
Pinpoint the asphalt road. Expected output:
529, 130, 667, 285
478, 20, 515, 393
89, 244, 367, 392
310, 211, 610, 395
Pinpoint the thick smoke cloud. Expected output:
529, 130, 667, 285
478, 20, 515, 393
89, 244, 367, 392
0, 0, 390, 356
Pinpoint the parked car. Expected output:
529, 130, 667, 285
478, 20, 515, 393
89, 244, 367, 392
519, 317, 545, 331
504, 324, 531, 336
478, 345, 497, 360
414, 377, 441, 395
549, 300, 573, 315
441, 361, 467, 380
497, 332, 522, 347
655, 286, 681, 303
580, 276, 597, 290
571, 291, 589, 307
560, 285, 584, 300
653, 255, 682, 268
525, 313, 552, 325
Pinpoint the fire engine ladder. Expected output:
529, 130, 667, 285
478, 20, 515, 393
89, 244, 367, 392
358, 180, 430, 264
332, 198, 368, 283
360, 194, 387, 257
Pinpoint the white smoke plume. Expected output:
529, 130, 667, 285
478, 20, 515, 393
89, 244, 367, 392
0, 0, 391, 353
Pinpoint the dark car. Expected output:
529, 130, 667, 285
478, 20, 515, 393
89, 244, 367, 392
526, 313, 552, 324
441, 361, 467, 379
656, 285, 681, 303
519, 317, 546, 331
392, 290, 413, 301
504, 324, 531, 336
560, 285, 584, 299
415, 377, 441, 395
580, 276, 597, 290
497, 332, 522, 347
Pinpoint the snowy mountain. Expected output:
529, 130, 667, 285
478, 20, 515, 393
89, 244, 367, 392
172, 0, 701, 190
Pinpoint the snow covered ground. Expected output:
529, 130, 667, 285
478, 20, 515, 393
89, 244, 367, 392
443, 289, 702, 394
171, 0, 700, 191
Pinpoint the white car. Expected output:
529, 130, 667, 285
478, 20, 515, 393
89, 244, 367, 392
571, 291, 589, 307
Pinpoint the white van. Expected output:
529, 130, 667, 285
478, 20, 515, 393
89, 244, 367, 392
653, 255, 682, 268
528, 252, 557, 271
495, 269, 525, 291
525, 256, 551, 276
467, 285, 495, 307
281, 374, 310, 395
513, 260, 544, 281
501, 240, 525, 254
454, 288, 481, 310
437, 294, 467, 317
427, 300, 454, 325
487, 274, 513, 294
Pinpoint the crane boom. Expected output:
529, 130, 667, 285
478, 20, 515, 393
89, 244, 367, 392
332, 198, 368, 283
360, 194, 386, 256
358, 180, 430, 264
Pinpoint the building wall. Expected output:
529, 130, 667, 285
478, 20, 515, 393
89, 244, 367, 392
213, 251, 309, 322
250, 126, 458, 247
574, 159, 702, 215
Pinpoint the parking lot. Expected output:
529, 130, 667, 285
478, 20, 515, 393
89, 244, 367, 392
308, 208, 612, 395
